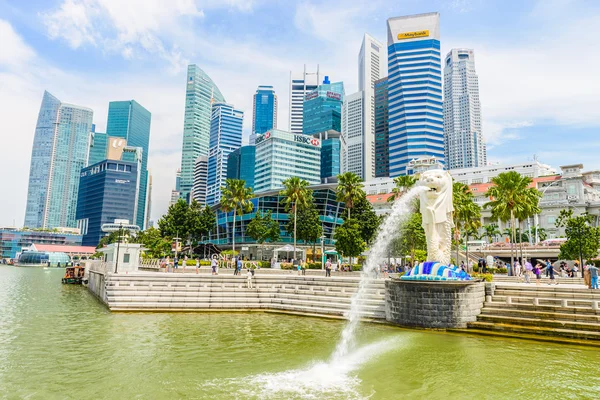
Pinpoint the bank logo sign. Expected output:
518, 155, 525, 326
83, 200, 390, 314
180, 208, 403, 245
293, 135, 320, 146
397, 30, 429, 40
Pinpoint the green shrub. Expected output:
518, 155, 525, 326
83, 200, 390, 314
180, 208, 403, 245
340, 264, 362, 271
307, 262, 322, 269
258, 261, 271, 268
280, 262, 293, 270
471, 272, 493, 282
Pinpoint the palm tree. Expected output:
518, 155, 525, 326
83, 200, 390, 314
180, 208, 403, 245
387, 175, 417, 203
336, 172, 365, 219
484, 171, 541, 273
280, 177, 312, 261
453, 182, 482, 269
483, 224, 501, 244
220, 179, 254, 257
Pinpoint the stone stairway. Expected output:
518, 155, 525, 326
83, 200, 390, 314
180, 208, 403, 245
492, 275, 585, 285
462, 284, 600, 345
102, 273, 386, 320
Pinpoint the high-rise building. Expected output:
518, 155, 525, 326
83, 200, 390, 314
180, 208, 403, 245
106, 100, 151, 229
254, 129, 321, 193
145, 172, 152, 229
357, 33, 384, 181
303, 77, 344, 136
227, 146, 256, 189
443, 48, 486, 169
24, 91, 94, 229
192, 156, 208, 205
251, 86, 277, 145
206, 103, 243, 206
180, 64, 226, 202
76, 151, 141, 247
342, 91, 368, 178
313, 130, 345, 183
387, 13, 444, 176
374, 77, 389, 177
289, 65, 324, 134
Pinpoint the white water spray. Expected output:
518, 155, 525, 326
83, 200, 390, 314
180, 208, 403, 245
332, 186, 428, 360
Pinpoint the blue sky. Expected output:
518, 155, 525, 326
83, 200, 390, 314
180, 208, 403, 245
1, 0, 600, 226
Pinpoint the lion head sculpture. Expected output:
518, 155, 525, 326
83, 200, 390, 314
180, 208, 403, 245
419, 169, 454, 225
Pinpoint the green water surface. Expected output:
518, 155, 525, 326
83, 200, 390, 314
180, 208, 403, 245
0, 266, 599, 399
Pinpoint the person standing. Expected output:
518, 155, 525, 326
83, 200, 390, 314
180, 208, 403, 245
173, 257, 179, 272
325, 259, 332, 277
211, 256, 218, 275
524, 260, 533, 284
534, 263, 542, 286
515, 260, 522, 280
589, 264, 599, 289
584, 263, 592, 289
195, 258, 200, 274
246, 267, 253, 289
237, 257, 242, 276
546, 259, 557, 285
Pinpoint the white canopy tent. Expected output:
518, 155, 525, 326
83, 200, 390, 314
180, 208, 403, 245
272, 245, 306, 268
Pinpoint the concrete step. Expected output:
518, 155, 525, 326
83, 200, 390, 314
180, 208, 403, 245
493, 277, 584, 284
493, 287, 600, 299
477, 314, 600, 332
491, 296, 597, 309
479, 307, 600, 324
449, 328, 600, 348
467, 321, 600, 341
483, 301, 600, 315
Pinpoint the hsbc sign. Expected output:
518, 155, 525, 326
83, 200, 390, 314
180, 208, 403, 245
293, 135, 320, 146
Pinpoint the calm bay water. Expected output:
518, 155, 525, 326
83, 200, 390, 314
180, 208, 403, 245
1, 266, 599, 399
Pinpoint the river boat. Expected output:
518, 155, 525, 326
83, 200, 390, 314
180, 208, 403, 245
61, 265, 86, 284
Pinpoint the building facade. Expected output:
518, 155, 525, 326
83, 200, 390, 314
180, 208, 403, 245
251, 85, 277, 145
0, 229, 82, 260
106, 100, 151, 229
386, 12, 444, 176
357, 33, 384, 181
76, 158, 140, 246
206, 103, 244, 206
313, 130, 345, 183
24, 91, 94, 229
180, 64, 226, 202
374, 77, 389, 177
192, 156, 208, 205
88, 129, 108, 166
451, 161, 557, 185
302, 77, 344, 136
342, 91, 366, 178
289, 65, 324, 135
207, 184, 346, 258
443, 49, 486, 170
226, 145, 256, 189
254, 129, 321, 193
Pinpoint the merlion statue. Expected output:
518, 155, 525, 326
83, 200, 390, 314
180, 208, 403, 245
419, 169, 454, 266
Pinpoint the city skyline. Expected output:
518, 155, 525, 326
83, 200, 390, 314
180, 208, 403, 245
2, 1, 600, 226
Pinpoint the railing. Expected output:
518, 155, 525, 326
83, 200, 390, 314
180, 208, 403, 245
501, 296, 599, 310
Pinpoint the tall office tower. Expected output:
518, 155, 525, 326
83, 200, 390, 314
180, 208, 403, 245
254, 129, 321, 193
374, 77, 389, 177
303, 77, 345, 181
227, 146, 256, 189
106, 100, 151, 229
387, 13, 444, 176
443, 48, 486, 169
206, 103, 243, 206
180, 64, 226, 202
250, 86, 277, 145
358, 34, 384, 180
289, 65, 324, 134
342, 91, 368, 178
88, 131, 108, 166
192, 156, 208, 205
24, 91, 94, 229
76, 144, 142, 246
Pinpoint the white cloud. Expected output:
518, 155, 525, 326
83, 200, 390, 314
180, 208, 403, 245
0, 19, 36, 68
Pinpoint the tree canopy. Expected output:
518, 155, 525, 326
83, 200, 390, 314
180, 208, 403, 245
220, 179, 254, 253
158, 199, 216, 246
349, 194, 380, 244
555, 209, 600, 264
336, 172, 364, 219
246, 211, 280, 245
387, 175, 417, 203
334, 218, 366, 260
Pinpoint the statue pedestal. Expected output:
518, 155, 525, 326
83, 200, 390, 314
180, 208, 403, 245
385, 279, 485, 329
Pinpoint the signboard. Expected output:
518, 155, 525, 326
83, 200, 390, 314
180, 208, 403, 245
115, 179, 130, 184
397, 30, 429, 40
293, 135, 320, 146
326, 91, 341, 101
305, 91, 318, 101
255, 131, 271, 145
241, 247, 249, 251
107, 137, 127, 160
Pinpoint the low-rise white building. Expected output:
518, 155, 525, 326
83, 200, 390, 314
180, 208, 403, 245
451, 161, 556, 185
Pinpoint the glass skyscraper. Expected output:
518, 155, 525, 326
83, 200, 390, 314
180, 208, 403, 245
302, 77, 344, 136
374, 77, 389, 177
24, 91, 93, 229
180, 64, 226, 202
386, 12, 444, 176
206, 103, 243, 206
106, 100, 151, 229
251, 86, 277, 145
227, 145, 256, 189
88, 131, 108, 166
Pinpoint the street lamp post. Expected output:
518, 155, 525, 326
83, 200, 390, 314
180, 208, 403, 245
114, 223, 123, 274
320, 235, 325, 270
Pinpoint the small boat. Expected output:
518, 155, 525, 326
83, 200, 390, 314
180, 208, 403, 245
61, 265, 87, 284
